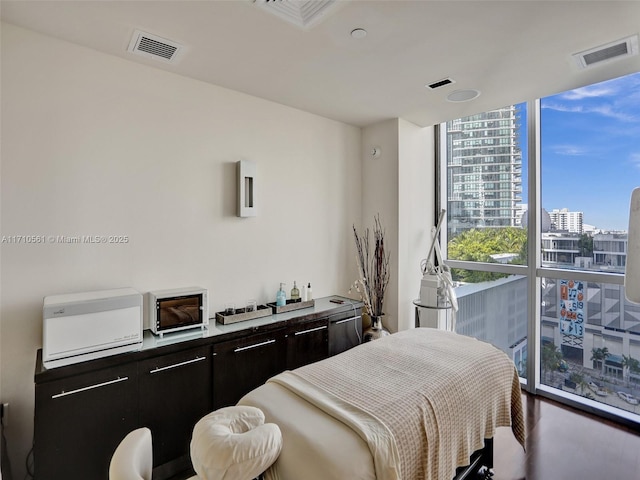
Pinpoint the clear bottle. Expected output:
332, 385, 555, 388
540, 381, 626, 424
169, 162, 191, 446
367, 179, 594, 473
306, 282, 312, 301
291, 281, 300, 300
276, 283, 287, 306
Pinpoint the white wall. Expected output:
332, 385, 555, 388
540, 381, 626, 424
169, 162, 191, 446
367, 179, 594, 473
361, 120, 399, 330
0, 23, 361, 478
361, 119, 435, 332
398, 119, 435, 330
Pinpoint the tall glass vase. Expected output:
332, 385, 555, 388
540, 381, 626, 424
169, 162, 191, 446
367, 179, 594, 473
363, 314, 391, 342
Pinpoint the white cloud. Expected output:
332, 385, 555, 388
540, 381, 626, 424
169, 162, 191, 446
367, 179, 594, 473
630, 153, 640, 169
541, 102, 584, 113
542, 73, 640, 122
541, 101, 638, 122
551, 144, 587, 156
561, 85, 616, 101
591, 104, 638, 122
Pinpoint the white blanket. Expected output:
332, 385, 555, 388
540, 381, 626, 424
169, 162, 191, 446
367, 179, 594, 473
268, 329, 525, 480
239, 381, 377, 480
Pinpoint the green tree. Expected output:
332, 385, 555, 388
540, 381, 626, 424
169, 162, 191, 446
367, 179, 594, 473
622, 355, 640, 388
541, 342, 563, 384
590, 347, 610, 374
578, 234, 594, 257
570, 372, 587, 395
448, 227, 527, 283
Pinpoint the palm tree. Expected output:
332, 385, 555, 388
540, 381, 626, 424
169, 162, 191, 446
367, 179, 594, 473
541, 343, 563, 384
622, 355, 636, 386
623, 355, 640, 394
570, 372, 587, 395
591, 347, 610, 374
591, 347, 603, 370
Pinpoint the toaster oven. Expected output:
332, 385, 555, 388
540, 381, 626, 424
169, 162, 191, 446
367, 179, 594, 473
148, 287, 208, 337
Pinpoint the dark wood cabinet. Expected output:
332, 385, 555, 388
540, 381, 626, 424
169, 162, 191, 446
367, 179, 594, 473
212, 329, 286, 409
138, 345, 212, 468
286, 319, 328, 369
328, 309, 363, 356
34, 362, 138, 480
34, 297, 362, 480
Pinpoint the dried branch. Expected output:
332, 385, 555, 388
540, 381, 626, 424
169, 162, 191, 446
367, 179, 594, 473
352, 214, 390, 317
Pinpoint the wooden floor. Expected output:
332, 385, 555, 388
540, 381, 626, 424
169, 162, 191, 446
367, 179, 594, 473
492, 391, 640, 480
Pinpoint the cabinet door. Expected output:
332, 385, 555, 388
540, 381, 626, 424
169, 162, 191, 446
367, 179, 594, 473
138, 345, 212, 468
286, 319, 328, 369
328, 311, 363, 356
212, 330, 285, 409
34, 363, 138, 480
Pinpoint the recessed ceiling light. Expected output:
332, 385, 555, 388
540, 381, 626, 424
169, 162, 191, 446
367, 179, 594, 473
351, 28, 367, 39
446, 89, 481, 102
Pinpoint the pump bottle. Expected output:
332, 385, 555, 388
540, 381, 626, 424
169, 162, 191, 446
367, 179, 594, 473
276, 283, 287, 307
291, 281, 300, 300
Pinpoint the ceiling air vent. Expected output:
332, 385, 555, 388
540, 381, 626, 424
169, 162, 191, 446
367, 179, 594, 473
127, 30, 184, 64
254, 0, 339, 29
573, 35, 639, 69
427, 77, 456, 90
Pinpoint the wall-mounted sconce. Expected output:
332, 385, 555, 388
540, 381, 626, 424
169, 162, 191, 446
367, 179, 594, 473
237, 160, 256, 217
371, 146, 382, 159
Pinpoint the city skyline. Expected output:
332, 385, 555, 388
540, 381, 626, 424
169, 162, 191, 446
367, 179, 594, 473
443, 71, 640, 420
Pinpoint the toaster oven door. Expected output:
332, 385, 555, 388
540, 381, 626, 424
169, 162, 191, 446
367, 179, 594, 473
156, 294, 203, 331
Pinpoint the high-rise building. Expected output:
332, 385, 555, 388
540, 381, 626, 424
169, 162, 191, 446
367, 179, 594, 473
445, 105, 523, 236
549, 208, 584, 233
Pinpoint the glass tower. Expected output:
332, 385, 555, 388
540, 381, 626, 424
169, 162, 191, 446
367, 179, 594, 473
446, 105, 523, 237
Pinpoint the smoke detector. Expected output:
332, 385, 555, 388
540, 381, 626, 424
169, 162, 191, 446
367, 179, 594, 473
254, 0, 339, 29
127, 29, 184, 64
573, 35, 639, 69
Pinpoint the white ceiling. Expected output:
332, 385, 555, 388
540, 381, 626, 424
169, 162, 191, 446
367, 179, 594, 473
2, 0, 640, 128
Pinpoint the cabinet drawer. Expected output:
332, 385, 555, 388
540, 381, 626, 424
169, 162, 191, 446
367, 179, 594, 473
328, 313, 362, 356
34, 363, 138, 480
139, 345, 212, 467
286, 319, 328, 369
212, 330, 286, 409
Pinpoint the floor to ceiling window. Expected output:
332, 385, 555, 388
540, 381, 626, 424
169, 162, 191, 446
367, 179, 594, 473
440, 103, 530, 381
439, 71, 640, 423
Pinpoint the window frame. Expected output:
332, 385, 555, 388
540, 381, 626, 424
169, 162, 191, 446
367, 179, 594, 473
438, 99, 633, 427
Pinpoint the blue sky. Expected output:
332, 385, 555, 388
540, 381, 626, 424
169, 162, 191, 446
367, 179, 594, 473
538, 71, 640, 231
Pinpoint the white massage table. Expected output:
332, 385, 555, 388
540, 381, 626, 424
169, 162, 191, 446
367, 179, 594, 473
239, 328, 525, 480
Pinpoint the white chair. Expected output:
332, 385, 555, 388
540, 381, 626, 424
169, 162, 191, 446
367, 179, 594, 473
109, 427, 153, 480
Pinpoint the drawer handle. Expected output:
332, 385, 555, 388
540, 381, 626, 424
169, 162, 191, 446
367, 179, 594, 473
335, 317, 359, 325
52, 376, 129, 399
294, 325, 328, 336
234, 339, 275, 353
149, 356, 206, 374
